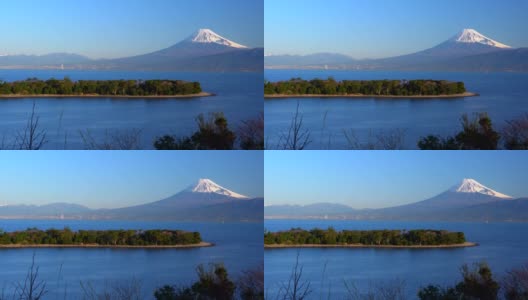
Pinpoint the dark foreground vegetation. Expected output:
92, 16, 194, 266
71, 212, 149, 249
0, 228, 202, 246
0, 101, 263, 150
270, 253, 528, 300
0, 77, 202, 96
154, 263, 264, 300
264, 78, 466, 96
418, 112, 528, 150
6, 255, 263, 300
154, 112, 264, 150
264, 228, 466, 246
268, 104, 528, 150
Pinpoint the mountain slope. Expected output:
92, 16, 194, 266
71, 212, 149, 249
265, 178, 523, 221
91, 28, 258, 71
266, 29, 525, 71
0, 179, 262, 221
93, 178, 256, 220
0, 29, 260, 71
448, 198, 528, 221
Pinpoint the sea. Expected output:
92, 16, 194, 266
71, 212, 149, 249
265, 70, 528, 149
0, 220, 262, 299
0, 70, 262, 149
264, 219, 528, 299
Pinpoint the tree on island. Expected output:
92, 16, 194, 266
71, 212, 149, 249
264, 228, 466, 246
0, 78, 202, 96
264, 78, 466, 96
0, 228, 202, 246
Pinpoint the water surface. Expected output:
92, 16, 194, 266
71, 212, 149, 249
0, 220, 262, 299
0, 70, 262, 149
264, 219, 528, 299
265, 70, 528, 149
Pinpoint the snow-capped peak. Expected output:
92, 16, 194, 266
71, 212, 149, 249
450, 178, 512, 199
451, 29, 511, 49
186, 29, 247, 49
186, 178, 249, 199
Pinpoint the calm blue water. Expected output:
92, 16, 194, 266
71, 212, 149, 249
265, 70, 528, 149
0, 70, 262, 149
264, 220, 528, 299
0, 220, 262, 299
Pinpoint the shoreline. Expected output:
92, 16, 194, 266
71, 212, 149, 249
264, 242, 477, 249
0, 92, 214, 99
0, 241, 214, 249
264, 92, 478, 99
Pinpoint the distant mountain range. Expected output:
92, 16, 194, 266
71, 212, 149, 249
265, 29, 528, 72
0, 179, 263, 222
0, 29, 263, 72
265, 178, 528, 222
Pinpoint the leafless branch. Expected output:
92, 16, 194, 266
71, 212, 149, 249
14, 102, 47, 150
14, 253, 48, 300
278, 101, 311, 150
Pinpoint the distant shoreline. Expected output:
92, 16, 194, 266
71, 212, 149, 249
0, 242, 214, 249
264, 92, 478, 99
264, 242, 477, 249
0, 92, 214, 99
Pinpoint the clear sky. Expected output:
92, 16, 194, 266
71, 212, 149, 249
0, 0, 263, 58
0, 151, 263, 208
265, 151, 528, 208
265, 0, 528, 58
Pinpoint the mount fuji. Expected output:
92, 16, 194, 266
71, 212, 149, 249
0, 29, 263, 71
0, 179, 263, 221
400, 28, 511, 58
93, 28, 262, 71
265, 28, 527, 71
373, 178, 515, 220
265, 178, 528, 221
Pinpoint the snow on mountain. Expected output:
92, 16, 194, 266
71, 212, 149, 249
450, 29, 511, 49
450, 178, 512, 199
186, 29, 247, 49
186, 178, 249, 199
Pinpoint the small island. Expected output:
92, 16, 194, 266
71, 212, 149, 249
0, 78, 212, 99
264, 78, 477, 99
264, 228, 477, 249
0, 228, 212, 248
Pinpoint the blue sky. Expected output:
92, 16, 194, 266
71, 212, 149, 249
265, 0, 528, 58
0, 151, 263, 208
0, 0, 263, 58
265, 151, 528, 208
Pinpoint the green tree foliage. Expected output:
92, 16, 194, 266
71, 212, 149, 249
154, 264, 235, 300
418, 262, 499, 300
264, 228, 466, 246
418, 113, 500, 150
0, 228, 201, 246
264, 78, 466, 96
154, 113, 236, 150
0, 78, 201, 96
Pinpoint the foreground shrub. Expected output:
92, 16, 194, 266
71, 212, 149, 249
418, 262, 499, 300
418, 113, 499, 150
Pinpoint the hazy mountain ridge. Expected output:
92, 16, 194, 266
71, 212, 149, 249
265, 179, 527, 221
265, 29, 527, 72
0, 29, 261, 72
0, 179, 262, 221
